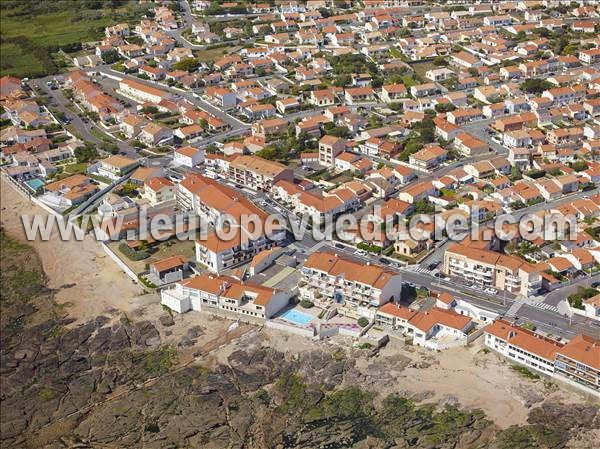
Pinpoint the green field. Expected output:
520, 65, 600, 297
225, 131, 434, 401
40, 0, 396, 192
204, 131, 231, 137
0, 0, 151, 78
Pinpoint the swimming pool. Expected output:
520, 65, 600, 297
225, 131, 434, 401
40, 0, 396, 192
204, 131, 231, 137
280, 309, 314, 326
25, 178, 45, 191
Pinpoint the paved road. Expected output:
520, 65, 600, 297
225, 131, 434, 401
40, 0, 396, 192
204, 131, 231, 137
31, 77, 140, 159
92, 66, 248, 131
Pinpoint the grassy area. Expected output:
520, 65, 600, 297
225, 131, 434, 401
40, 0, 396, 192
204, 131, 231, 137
410, 60, 438, 80
511, 365, 540, 381
0, 42, 46, 77
194, 45, 241, 63
0, 0, 151, 78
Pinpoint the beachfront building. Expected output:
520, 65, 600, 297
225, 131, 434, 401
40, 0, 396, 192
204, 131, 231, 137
299, 251, 403, 310
161, 273, 290, 319
484, 320, 600, 396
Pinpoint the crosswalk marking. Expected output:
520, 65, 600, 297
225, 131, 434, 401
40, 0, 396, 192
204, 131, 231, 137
527, 301, 559, 313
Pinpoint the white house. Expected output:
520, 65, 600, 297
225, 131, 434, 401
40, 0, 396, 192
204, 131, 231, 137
174, 145, 205, 167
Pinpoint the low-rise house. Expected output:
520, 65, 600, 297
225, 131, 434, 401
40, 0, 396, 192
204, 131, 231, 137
95, 155, 139, 181
344, 87, 376, 104
174, 145, 204, 167
380, 84, 408, 102
410, 82, 440, 98
454, 132, 489, 156
251, 117, 288, 138
139, 122, 173, 146
149, 255, 188, 284
161, 274, 290, 319
375, 303, 474, 350
409, 144, 447, 170
174, 124, 203, 141
43, 174, 99, 207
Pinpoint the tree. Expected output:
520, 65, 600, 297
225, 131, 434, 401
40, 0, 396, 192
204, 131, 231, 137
435, 103, 456, 113
74, 144, 98, 163
571, 160, 589, 172
101, 49, 121, 64
521, 78, 553, 94
432, 56, 448, 66
171, 58, 200, 72
333, 74, 351, 87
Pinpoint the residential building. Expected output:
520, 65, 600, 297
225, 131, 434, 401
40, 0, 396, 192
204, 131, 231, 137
319, 135, 346, 167
227, 155, 293, 191
299, 251, 403, 309
161, 274, 290, 319
443, 244, 542, 297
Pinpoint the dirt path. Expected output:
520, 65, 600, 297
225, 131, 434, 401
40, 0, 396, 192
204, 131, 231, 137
0, 178, 142, 324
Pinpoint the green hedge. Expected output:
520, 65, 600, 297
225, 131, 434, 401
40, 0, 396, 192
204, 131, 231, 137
118, 243, 149, 261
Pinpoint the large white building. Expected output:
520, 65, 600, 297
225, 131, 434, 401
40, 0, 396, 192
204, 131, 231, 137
484, 320, 599, 396
161, 273, 290, 319
117, 78, 171, 104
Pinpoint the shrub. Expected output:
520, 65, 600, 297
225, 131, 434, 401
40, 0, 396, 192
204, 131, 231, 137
357, 317, 369, 327
511, 365, 540, 380
118, 243, 149, 261
300, 299, 314, 309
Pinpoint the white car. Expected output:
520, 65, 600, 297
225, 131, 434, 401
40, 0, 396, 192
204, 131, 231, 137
355, 250, 368, 256
485, 288, 497, 294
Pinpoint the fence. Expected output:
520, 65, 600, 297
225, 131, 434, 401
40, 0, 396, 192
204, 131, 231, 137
101, 241, 140, 283
265, 320, 316, 338
467, 327, 486, 344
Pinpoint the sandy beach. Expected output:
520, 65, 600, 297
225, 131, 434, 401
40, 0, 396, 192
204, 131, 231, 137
1, 178, 142, 324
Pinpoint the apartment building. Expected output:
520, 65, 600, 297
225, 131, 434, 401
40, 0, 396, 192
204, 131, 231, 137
299, 251, 403, 309
117, 78, 170, 104
177, 173, 285, 273
484, 320, 562, 375
227, 155, 293, 191
160, 273, 290, 319
485, 321, 599, 395
319, 135, 346, 167
142, 176, 175, 207
554, 334, 599, 394
443, 244, 542, 297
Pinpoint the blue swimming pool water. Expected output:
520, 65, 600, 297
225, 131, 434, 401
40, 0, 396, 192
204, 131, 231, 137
25, 179, 45, 191
280, 309, 314, 325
